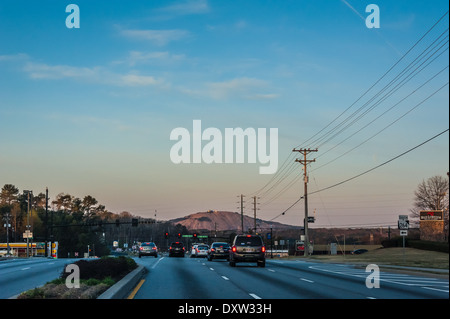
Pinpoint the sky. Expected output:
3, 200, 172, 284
0, 0, 449, 229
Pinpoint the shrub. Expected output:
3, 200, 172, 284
61, 256, 137, 281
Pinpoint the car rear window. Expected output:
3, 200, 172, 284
141, 242, 155, 247
197, 245, 208, 250
213, 243, 229, 248
235, 236, 263, 246
171, 242, 184, 248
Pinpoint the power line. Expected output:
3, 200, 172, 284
271, 128, 449, 221
252, 10, 449, 201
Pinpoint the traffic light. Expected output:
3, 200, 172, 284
131, 218, 138, 227
115, 219, 120, 227
178, 233, 181, 238
165, 232, 169, 239
193, 233, 197, 239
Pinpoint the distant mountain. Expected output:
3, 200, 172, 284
170, 210, 301, 232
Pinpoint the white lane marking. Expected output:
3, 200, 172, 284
21, 267, 31, 270
151, 257, 165, 269
421, 287, 449, 293
300, 278, 314, 283
209, 267, 214, 271
222, 276, 230, 281
249, 293, 262, 299
267, 269, 275, 272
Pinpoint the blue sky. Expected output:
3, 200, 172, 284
0, 0, 448, 228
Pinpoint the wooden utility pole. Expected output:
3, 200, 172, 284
252, 196, 260, 234
293, 148, 318, 257
238, 194, 245, 233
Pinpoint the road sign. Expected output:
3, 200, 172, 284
400, 230, 408, 236
23, 230, 32, 238
182, 235, 193, 238
398, 215, 409, 230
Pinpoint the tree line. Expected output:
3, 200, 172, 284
0, 184, 188, 257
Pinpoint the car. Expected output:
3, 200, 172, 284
207, 242, 230, 261
192, 244, 209, 258
229, 234, 265, 267
351, 249, 368, 255
139, 242, 158, 258
190, 244, 200, 256
169, 242, 185, 257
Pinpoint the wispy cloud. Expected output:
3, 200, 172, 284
158, 0, 210, 16
23, 61, 165, 87
182, 77, 279, 100
0, 53, 29, 62
114, 51, 186, 67
119, 28, 190, 46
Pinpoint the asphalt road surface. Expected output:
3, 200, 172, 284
0, 257, 80, 299
133, 254, 448, 299
0, 255, 447, 300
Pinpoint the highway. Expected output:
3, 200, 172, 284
0, 255, 447, 300
0, 257, 80, 299
133, 255, 449, 299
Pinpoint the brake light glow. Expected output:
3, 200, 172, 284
261, 246, 266, 253
232, 246, 237, 252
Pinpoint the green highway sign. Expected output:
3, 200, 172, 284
182, 235, 193, 238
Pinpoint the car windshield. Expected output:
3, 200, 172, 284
236, 237, 262, 246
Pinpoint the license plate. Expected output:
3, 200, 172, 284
243, 248, 254, 252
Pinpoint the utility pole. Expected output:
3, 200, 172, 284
252, 196, 260, 234
45, 187, 49, 257
293, 148, 318, 257
238, 194, 245, 233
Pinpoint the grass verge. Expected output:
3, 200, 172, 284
307, 247, 449, 269
18, 256, 137, 299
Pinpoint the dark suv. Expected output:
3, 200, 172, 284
169, 242, 185, 257
229, 235, 265, 267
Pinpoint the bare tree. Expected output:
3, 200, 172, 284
410, 175, 449, 235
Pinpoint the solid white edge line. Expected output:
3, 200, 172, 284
421, 287, 449, 293
249, 293, 262, 299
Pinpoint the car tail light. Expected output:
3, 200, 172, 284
261, 246, 266, 253
231, 246, 236, 252
169, 246, 172, 250
139, 247, 143, 251
211, 248, 215, 252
